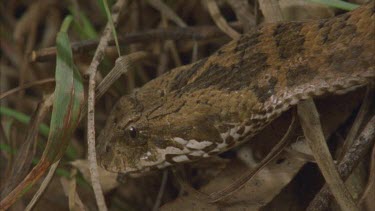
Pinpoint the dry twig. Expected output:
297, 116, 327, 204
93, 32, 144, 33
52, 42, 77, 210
358, 142, 375, 210
258, 0, 284, 22
174, 113, 297, 202
86, 0, 127, 210
30, 22, 241, 62
206, 0, 240, 39
297, 99, 358, 211
152, 170, 168, 211
0, 78, 55, 100
208, 113, 298, 202
60, 169, 88, 211
337, 87, 373, 159
95, 51, 150, 100
25, 160, 61, 211
147, 0, 187, 27
226, 0, 255, 31
307, 114, 375, 211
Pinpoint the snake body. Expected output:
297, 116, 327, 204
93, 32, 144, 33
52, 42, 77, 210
97, 3, 374, 174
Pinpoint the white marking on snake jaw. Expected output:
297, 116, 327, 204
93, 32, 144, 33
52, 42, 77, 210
186, 139, 212, 150
216, 142, 228, 151
189, 150, 205, 156
220, 132, 229, 140
269, 95, 280, 105
229, 127, 241, 140
164, 146, 187, 154
173, 137, 188, 145
244, 125, 253, 134
172, 155, 189, 162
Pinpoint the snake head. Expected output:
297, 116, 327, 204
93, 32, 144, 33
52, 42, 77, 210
96, 94, 153, 174
96, 91, 185, 175
97, 90, 226, 175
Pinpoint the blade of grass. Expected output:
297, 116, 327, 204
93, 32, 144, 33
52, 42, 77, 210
0, 106, 77, 159
0, 141, 89, 187
0, 15, 84, 210
297, 99, 358, 211
0, 143, 14, 153
309, 0, 359, 11
42, 15, 84, 162
1, 95, 53, 198
96, 0, 115, 17
0, 106, 49, 137
25, 160, 61, 211
101, 0, 121, 56
68, 6, 98, 39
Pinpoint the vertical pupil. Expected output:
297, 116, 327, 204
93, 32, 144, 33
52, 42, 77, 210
129, 126, 137, 138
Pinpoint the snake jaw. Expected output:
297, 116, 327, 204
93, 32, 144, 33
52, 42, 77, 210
97, 137, 162, 174
97, 121, 171, 174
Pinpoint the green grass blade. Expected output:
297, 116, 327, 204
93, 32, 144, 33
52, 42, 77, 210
0, 106, 49, 137
60, 16, 73, 33
69, 7, 98, 39
41, 15, 84, 162
0, 106, 77, 159
309, 0, 359, 11
0, 15, 84, 210
101, 0, 121, 56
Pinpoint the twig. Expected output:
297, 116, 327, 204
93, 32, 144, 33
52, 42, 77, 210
226, 0, 255, 32
160, 14, 183, 67
174, 113, 297, 202
14, 0, 55, 109
297, 99, 358, 211
191, 41, 199, 63
258, 0, 284, 22
95, 51, 149, 100
152, 170, 168, 211
86, 1, 127, 210
337, 86, 373, 159
206, 0, 240, 39
147, 0, 187, 27
67, 169, 78, 210
358, 140, 375, 208
0, 78, 55, 100
60, 169, 88, 211
306, 115, 375, 211
148, 0, 187, 68
157, 44, 169, 75
25, 159, 60, 211
209, 112, 297, 202
30, 22, 242, 62
77, 51, 150, 122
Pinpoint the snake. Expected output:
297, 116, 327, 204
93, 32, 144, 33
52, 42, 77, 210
97, 3, 374, 175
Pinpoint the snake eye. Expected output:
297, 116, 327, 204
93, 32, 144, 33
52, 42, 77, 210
128, 126, 137, 138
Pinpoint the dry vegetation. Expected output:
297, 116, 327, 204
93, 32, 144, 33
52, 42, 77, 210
0, 0, 374, 210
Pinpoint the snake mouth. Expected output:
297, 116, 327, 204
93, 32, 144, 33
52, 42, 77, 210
98, 155, 169, 175
96, 135, 168, 174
